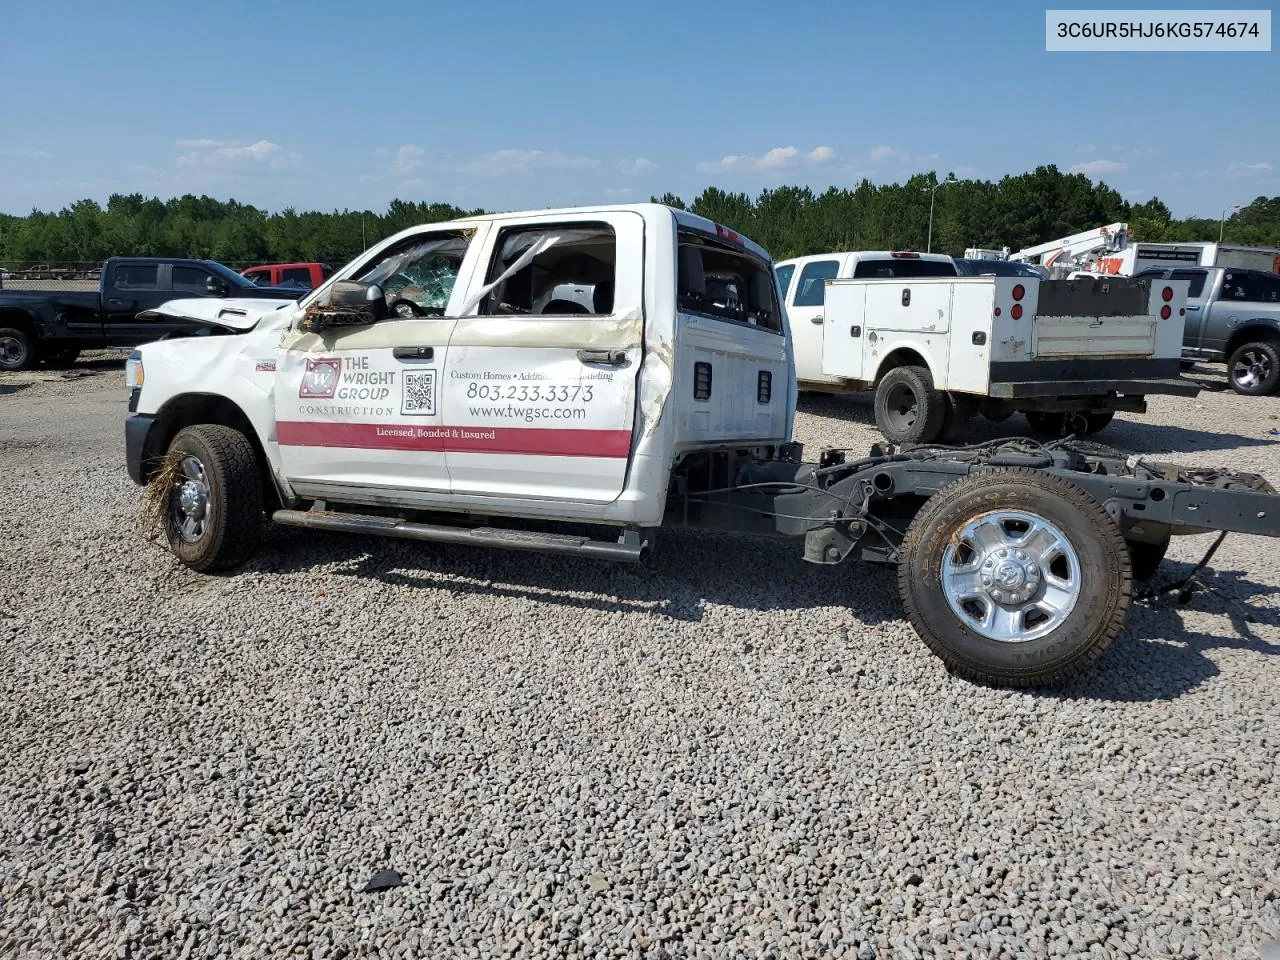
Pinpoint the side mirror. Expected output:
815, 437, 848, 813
205, 276, 228, 297
300, 280, 387, 332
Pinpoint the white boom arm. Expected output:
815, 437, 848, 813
1008, 223, 1131, 267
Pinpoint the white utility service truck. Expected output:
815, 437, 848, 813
124, 204, 1280, 688
776, 251, 1197, 443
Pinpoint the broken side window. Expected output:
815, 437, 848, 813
356, 233, 471, 318
479, 224, 616, 317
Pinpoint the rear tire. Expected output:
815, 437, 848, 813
161, 425, 263, 572
940, 393, 976, 440
0, 327, 36, 372
1024, 411, 1066, 437
898, 468, 1131, 687
1083, 411, 1114, 435
874, 366, 946, 444
1226, 340, 1280, 396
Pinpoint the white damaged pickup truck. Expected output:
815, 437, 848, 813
125, 204, 1280, 687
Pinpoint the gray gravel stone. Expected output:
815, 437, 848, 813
0, 359, 1278, 958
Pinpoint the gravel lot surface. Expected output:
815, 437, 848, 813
1, 356, 1278, 959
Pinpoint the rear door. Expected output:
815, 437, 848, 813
272, 230, 478, 497
441, 212, 643, 503
788, 256, 843, 385
102, 262, 179, 343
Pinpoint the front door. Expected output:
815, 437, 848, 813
788, 257, 843, 385
273, 230, 477, 497
441, 212, 643, 503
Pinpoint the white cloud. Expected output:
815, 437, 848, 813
175, 139, 293, 170
1068, 159, 1127, 177
696, 145, 835, 174
469, 149, 597, 176
376, 144, 426, 174
757, 146, 799, 169
618, 157, 655, 176
604, 187, 632, 196
0, 148, 54, 160
1076, 144, 1097, 154
1229, 161, 1274, 177
398, 178, 425, 191
870, 144, 904, 161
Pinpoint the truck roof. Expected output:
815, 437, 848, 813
774, 251, 955, 267
444, 203, 774, 264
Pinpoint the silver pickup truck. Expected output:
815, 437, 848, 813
1135, 265, 1280, 395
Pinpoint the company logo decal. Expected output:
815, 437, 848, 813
299, 357, 342, 399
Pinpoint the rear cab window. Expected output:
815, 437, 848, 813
852, 258, 959, 279
677, 231, 781, 332
282, 267, 315, 288
244, 269, 273, 286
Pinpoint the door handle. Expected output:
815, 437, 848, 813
809, 315, 824, 324
392, 345, 434, 360
577, 348, 626, 366
1186, 306, 1201, 311
107, 298, 124, 306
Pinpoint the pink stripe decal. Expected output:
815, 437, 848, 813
276, 421, 631, 458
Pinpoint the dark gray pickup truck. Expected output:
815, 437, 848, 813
1135, 265, 1280, 395
0, 257, 298, 371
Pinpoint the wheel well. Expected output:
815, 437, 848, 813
1224, 325, 1280, 358
874, 348, 930, 385
0, 309, 37, 336
144, 394, 281, 508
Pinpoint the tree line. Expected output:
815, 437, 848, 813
1, 165, 1277, 267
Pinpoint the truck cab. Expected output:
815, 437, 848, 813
126, 204, 792, 536
1135, 265, 1280, 394
241, 262, 334, 291
774, 252, 957, 390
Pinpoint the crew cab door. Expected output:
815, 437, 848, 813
441, 212, 643, 502
272, 230, 479, 496
788, 256, 844, 385
102, 263, 174, 341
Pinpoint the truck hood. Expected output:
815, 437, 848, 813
138, 297, 297, 332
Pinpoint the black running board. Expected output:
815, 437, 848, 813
272, 508, 650, 563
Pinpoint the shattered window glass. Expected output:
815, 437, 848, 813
480, 224, 616, 316
357, 233, 470, 317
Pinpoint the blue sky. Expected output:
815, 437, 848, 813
1, 0, 1275, 219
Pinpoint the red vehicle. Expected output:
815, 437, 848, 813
240, 262, 334, 291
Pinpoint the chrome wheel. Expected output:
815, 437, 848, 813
171, 455, 211, 543
1232, 349, 1271, 391
941, 510, 1081, 643
0, 333, 27, 368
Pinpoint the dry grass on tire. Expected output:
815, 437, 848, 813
139, 449, 184, 539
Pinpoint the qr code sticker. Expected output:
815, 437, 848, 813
401, 370, 437, 415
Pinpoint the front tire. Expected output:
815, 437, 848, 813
874, 366, 946, 444
0, 327, 35, 372
899, 468, 1131, 687
162, 425, 263, 572
1084, 411, 1114, 435
1227, 340, 1280, 396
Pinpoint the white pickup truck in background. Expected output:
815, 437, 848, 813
775, 252, 1197, 443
